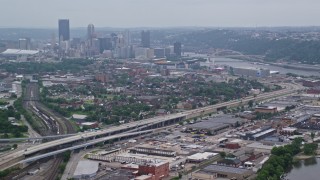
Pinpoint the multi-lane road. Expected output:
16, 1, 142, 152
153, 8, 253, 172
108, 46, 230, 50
0, 82, 303, 171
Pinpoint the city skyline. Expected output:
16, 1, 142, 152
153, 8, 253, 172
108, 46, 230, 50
0, 0, 320, 28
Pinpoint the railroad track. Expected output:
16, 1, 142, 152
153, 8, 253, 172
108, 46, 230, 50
31, 102, 76, 180
41, 158, 63, 180
4, 162, 39, 180
34, 101, 76, 134
14, 83, 76, 179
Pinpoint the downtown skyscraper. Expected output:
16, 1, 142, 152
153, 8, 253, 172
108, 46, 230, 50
58, 19, 70, 42
141, 30, 150, 48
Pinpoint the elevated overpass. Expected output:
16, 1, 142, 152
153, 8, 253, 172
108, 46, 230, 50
0, 83, 302, 171
18, 130, 153, 168
0, 134, 76, 142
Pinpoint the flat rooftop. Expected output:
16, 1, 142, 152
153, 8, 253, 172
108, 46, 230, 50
187, 152, 218, 161
1, 49, 39, 55
116, 152, 173, 166
202, 164, 251, 174
252, 128, 276, 138
187, 115, 243, 131
187, 122, 229, 131
73, 160, 99, 177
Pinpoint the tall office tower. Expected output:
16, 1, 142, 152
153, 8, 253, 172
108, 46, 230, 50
174, 42, 182, 57
18, 38, 27, 50
124, 30, 131, 46
92, 38, 100, 53
165, 47, 171, 58
71, 38, 81, 49
58, 19, 70, 42
19, 38, 31, 50
116, 34, 125, 48
141, 30, 150, 48
51, 33, 56, 49
98, 37, 112, 54
154, 48, 165, 58
87, 24, 95, 46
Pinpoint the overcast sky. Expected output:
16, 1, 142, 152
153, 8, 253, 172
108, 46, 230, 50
1, 0, 320, 28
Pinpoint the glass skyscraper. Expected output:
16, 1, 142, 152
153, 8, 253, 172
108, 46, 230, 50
58, 19, 70, 42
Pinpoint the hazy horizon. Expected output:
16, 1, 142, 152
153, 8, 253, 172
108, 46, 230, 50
1, 0, 320, 28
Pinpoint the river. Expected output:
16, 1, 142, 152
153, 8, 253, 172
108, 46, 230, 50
285, 157, 320, 180
214, 57, 320, 77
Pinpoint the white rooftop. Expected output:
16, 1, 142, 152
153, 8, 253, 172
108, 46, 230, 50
282, 127, 297, 131
1, 49, 39, 55
253, 128, 275, 138
81, 122, 96, 126
72, 114, 87, 120
73, 160, 99, 177
187, 152, 218, 161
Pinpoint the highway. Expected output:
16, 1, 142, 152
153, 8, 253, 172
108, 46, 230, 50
0, 82, 303, 171
19, 130, 153, 164
20, 83, 77, 179
0, 134, 76, 142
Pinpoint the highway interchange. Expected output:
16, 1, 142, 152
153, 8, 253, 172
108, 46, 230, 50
0, 82, 303, 171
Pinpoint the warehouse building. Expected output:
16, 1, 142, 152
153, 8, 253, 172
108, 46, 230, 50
129, 147, 176, 157
73, 160, 99, 179
192, 164, 254, 180
232, 67, 270, 78
187, 115, 244, 135
240, 126, 276, 141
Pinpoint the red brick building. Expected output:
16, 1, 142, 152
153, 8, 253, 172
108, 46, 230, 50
95, 73, 109, 83
255, 106, 277, 114
138, 162, 169, 180
225, 142, 241, 149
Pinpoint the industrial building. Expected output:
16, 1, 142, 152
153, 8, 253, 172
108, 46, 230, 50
280, 127, 297, 135
192, 164, 254, 180
240, 126, 276, 141
232, 67, 270, 78
137, 161, 169, 180
129, 147, 176, 157
187, 115, 244, 135
73, 160, 99, 179
187, 152, 219, 163
255, 106, 278, 114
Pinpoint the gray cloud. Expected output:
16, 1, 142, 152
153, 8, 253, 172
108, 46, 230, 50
0, 0, 319, 27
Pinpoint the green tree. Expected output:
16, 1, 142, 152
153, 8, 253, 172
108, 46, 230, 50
12, 144, 17, 149
311, 132, 315, 142
219, 152, 226, 158
248, 100, 254, 108
304, 143, 318, 155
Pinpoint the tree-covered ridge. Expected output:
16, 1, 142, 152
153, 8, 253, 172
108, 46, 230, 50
170, 30, 320, 64
0, 59, 94, 74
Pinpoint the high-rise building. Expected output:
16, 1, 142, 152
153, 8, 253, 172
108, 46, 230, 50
18, 38, 31, 50
98, 37, 112, 54
92, 38, 100, 54
116, 35, 125, 48
87, 24, 95, 46
71, 38, 81, 49
165, 47, 171, 58
124, 30, 131, 46
87, 24, 95, 39
174, 42, 182, 57
58, 19, 70, 42
141, 30, 150, 48
154, 48, 165, 58
51, 33, 56, 49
